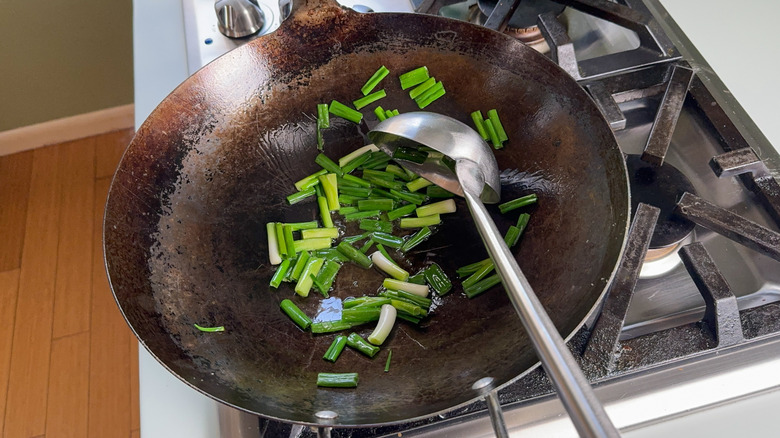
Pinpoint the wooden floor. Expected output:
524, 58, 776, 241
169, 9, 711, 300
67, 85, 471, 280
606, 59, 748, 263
0, 129, 140, 438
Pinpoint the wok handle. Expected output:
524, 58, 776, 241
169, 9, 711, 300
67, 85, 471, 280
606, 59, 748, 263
463, 191, 620, 438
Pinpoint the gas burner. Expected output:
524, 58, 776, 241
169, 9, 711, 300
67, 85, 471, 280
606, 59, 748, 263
625, 155, 696, 278
469, 0, 565, 51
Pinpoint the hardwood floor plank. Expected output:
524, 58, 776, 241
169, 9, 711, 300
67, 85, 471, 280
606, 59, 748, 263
88, 177, 131, 438
131, 430, 140, 438
0, 150, 33, 271
130, 338, 140, 431
45, 332, 90, 438
0, 270, 21, 436
3, 145, 62, 438
95, 129, 134, 179
52, 138, 96, 338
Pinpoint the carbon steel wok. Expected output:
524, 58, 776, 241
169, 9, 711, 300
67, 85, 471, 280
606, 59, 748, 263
104, 0, 630, 427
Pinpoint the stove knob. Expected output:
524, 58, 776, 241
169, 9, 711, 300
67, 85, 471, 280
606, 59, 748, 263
215, 0, 265, 39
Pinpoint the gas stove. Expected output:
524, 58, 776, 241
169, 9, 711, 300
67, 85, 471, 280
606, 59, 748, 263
134, 0, 780, 436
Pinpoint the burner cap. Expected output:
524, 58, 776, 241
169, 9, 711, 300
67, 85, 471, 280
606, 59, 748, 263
626, 155, 696, 249
477, 0, 565, 30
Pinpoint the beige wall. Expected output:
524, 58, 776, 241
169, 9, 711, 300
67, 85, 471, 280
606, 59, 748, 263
0, 0, 133, 132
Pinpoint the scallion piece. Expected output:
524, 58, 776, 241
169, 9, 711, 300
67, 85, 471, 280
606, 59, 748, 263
323, 335, 347, 362
375, 243, 399, 267
294, 169, 328, 191
342, 173, 372, 187
391, 146, 428, 164
399, 66, 429, 90
400, 226, 431, 252
194, 323, 225, 332
267, 222, 282, 265
414, 81, 443, 105
346, 333, 380, 358
315, 153, 344, 176
340, 186, 373, 198
464, 273, 502, 298
418, 86, 446, 109
383, 278, 429, 297
338, 144, 379, 167
483, 119, 502, 149
317, 372, 359, 388
280, 299, 312, 330
336, 241, 373, 269
317, 103, 330, 128
389, 189, 426, 205
396, 313, 422, 325
361, 65, 390, 95
342, 153, 374, 175
329, 99, 363, 124
342, 306, 381, 324
371, 251, 409, 281
408, 77, 436, 100
426, 185, 455, 198
341, 232, 370, 244
380, 290, 432, 309
313, 260, 341, 296
389, 299, 427, 318
498, 194, 538, 214
270, 258, 292, 288
290, 250, 310, 281
470, 110, 489, 140
384, 350, 392, 372
293, 238, 332, 253
318, 173, 339, 211
487, 109, 508, 142
287, 187, 316, 205
504, 225, 522, 248
301, 227, 339, 239
275, 222, 288, 257
318, 196, 334, 228
311, 248, 350, 262
400, 214, 441, 228
359, 238, 374, 254
407, 271, 427, 285
406, 177, 433, 192
424, 263, 452, 295
285, 221, 318, 231
362, 168, 395, 181
462, 260, 496, 289
360, 151, 392, 170
365, 176, 404, 191
343, 296, 392, 308
367, 304, 397, 345
311, 320, 356, 333
338, 194, 359, 206
385, 109, 395, 119
371, 231, 404, 249
385, 164, 414, 181
339, 206, 360, 215
374, 105, 387, 121
359, 219, 393, 234
416, 199, 456, 217
353, 89, 387, 110
358, 198, 394, 211
387, 203, 417, 220
283, 225, 295, 258
344, 210, 381, 221
294, 257, 325, 297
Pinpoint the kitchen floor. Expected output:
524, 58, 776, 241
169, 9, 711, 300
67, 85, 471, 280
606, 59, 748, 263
0, 129, 140, 438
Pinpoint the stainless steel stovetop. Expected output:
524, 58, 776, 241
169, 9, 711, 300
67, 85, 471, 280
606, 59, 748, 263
174, 0, 780, 436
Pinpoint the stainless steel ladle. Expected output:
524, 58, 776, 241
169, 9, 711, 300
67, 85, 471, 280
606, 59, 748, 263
369, 112, 620, 438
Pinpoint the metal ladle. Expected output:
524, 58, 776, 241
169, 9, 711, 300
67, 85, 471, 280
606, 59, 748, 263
368, 112, 620, 438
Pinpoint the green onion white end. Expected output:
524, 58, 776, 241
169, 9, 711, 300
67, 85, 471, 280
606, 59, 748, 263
383, 278, 429, 297
370, 251, 409, 281
267, 222, 282, 265
416, 199, 456, 217
367, 304, 397, 345
338, 144, 379, 167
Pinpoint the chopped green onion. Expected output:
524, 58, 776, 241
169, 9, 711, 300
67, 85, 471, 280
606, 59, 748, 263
363, 168, 395, 181
317, 103, 330, 128
343, 296, 392, 308
359, 219, 393, 234
400, 226, 432, 252
407, 270, 427, 285
318, 173, 339, 211
342, 306, 381, 324
371, 251, 409, 281
374, 105, 387, 121
275, 223, 288, 258
311, 320, 356, 333
371, 231, 404, 249
365, 176, 404, 191
353, 89, 387, 110
317, 372, 358, 388
385, 164, 414, 181
270, 258, 292, 288
283, 225, 295, 258
313, 260, 341, 296
426, 185, 455, 198
400, 214, 441, 228
471, 110, 489, 140
358, 198, 394, 211
361, 65, 390, 96
294, 169, 328, 191
338, 206, 360, 215
193, 323, 225, 332
406, 177, 433, 192
329, 99, 363, 124
380, 289, 432, 308
392, 109, 400, 117
417, 86, 446, 109
293, 238, 332, 253
338, 194, 359, 206
294, 257, 324, 297
389, 299, 427, 318
385, 109, 395, 119
383, 278, 429, 297
399, 66, 429, 90
267, 222, 282, 265
504, 225, 522, 248
285, 221, 319, 231
323, 335, 347, 362
498, 194, 538, 214
342, 173, 372, 187
339, 186, 373, 198
409, 77, 436, 100
367, 304, 397, 345
389, 189, 426, 205
375, 243, 399, 267
287, 187, 316, 205
336, 241, 373, 269
344, 209, 381, 221
391, 146, 428, 164
462, 260, 496, 289
483, 119, 502, 149
346, 333, 380, 357
280, 299, 312, 330
359, 238, 374, 254
338, 144, 379, 167
311, 248, 350, 262
424, 263, 452, 295
360, 151, 392, 170
414, 81, 443, 105
456, 258, 491, 278
315, 153, 344, 176
290, 250, 310, 281
416, 199, 456, 217
384, 350, 392, 372
318, 196, 334, 228
396, 313, 422, 325
517, 212, 531, 230
464, 273, 502, 298
341, 232, 370, 244
487, 109, 508, 142
387, 203, 417, 220
301, 227, 339, 239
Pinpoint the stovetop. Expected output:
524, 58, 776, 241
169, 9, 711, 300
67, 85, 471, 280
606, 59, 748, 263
136, 0, 780, 436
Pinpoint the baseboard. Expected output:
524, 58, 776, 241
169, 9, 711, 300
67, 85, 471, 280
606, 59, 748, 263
0, 104, 135, 157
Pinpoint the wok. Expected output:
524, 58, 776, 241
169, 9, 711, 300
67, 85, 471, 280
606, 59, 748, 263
104, 0, 630, 427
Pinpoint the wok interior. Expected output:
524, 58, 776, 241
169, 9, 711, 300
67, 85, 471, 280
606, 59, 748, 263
104, 6, 628, 426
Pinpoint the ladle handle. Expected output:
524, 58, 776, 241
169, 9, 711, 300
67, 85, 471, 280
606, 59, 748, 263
463, 191, 620, 438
